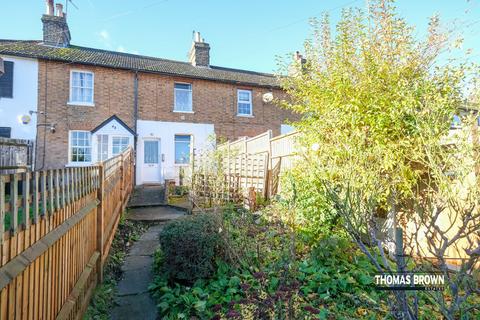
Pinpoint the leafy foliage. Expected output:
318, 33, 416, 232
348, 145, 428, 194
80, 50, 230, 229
150, 209, 393, 319
278, 0, 480, 318
158, 213, 227, 284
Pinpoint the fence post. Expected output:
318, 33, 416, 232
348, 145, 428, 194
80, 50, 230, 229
120, 153, 125, 210
96, 163, 105, 283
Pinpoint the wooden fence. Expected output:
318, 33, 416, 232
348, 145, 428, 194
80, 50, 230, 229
189, 130, 299, 208
0, 147, 134, 320
0, 138, 34, 174
216, 130, 300, 198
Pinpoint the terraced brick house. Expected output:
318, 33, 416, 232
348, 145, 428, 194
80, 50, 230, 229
0, 0, 296, 185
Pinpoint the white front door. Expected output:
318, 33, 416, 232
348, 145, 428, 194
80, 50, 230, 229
142, 138, 161, 184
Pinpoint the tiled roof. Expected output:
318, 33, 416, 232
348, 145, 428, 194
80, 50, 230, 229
0, 40, 280, 88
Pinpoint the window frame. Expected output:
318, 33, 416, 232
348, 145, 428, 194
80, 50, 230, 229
69, 130, 92, 164
111, 136, 130, 156
174, 134, 192, 165
236, 89, 253, 117
96, 134, 109, 162
173, 82, 193, 113
0, 60, 14, 99
68, 69, 95, 106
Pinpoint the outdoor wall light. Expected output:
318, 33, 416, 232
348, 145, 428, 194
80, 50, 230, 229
262, 92, 274, 103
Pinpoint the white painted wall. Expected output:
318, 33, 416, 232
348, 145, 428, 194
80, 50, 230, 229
0, 56, 38, 140
67, 118, 134, 167
136, 120, 215, 185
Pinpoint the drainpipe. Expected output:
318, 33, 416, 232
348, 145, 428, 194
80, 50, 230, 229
133, 70, 139, 185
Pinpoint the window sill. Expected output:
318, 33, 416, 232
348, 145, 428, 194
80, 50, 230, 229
236, 114, 254, 118
67, 102, 95, 107
173, 110, 194, 114
174, 163, 190, 167
66, 162, 92, 167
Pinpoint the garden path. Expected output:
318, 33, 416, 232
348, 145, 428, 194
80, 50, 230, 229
110, 206, 185, 320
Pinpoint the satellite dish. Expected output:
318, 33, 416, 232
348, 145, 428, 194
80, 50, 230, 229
19, 114, 32, 125
262, 92, 274, 103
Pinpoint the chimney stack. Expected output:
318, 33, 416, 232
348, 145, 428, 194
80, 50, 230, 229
189, 31, 210, 68
294, 51, 306, 66
42, 0, 71, 47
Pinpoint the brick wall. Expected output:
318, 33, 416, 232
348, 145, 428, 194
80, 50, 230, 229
36, 60, 297, 169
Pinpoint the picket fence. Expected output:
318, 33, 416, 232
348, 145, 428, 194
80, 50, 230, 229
0, 147, 134, 319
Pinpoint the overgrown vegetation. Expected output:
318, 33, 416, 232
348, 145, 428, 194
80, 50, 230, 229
150, 1, 480, 319
84, 214, 149, 320
279, 0, 480, 318
150, 205, 456, 319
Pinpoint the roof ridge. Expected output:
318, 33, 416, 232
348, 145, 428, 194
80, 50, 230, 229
0, 39, 279, 87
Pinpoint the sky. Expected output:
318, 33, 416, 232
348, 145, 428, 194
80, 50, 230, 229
1, 0, 479, 73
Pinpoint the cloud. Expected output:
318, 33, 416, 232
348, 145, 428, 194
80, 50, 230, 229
96, 29, 113, 49
117, 46, 126, 53
99, 30, 110, 41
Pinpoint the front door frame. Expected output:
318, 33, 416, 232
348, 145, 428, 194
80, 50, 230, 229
141, 137, 162, 184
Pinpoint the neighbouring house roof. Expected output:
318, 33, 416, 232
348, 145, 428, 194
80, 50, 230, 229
0, 40, 280, 88
91, 115, 136, 136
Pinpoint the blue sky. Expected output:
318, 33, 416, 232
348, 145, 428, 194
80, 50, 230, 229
1, 0, 479, 73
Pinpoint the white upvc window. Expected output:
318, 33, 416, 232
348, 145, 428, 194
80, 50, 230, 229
174, 83, 193, 112
112, 136, 130, 156
69, 70, 94, 105
237, 89, 253, 116
97, 134, 108, 161
174, 134, 192, 165
69, 131, 92, 163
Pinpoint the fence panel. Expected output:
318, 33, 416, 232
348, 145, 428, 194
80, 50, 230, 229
0, 147, 133, 319
0, 138, 34, 174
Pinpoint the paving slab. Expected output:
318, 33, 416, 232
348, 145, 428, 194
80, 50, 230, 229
121, 255, 152, 272
110, 213, 182, 319
117, 268, 153, 296
127, 206, 185, 221
111, 292, 157, 320
128, 240, 158, 256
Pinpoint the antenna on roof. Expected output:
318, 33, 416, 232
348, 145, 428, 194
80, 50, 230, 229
65, 0, 79, 16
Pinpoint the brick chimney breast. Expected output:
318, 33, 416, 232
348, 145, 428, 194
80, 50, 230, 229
189, 31, 210, 67
42, 0, 71, 47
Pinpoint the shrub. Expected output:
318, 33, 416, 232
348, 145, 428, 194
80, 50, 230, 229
159, 213, 227, 284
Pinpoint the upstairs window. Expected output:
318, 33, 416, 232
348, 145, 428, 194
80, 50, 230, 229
112, 137, 130, 156
237, 89, 252, 116
70, 131, 92, 163
174, 83, 193, 112
70, 70, 94, 105
0, 61, 14, 98
174, 135, 191, 164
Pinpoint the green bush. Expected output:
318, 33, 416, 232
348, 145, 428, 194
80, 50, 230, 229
159, 213, 226, 284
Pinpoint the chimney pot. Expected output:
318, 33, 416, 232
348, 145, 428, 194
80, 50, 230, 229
46, 0, 54, 15
55, 3, 64, 17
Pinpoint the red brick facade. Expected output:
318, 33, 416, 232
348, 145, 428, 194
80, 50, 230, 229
35, 60, 296, 169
